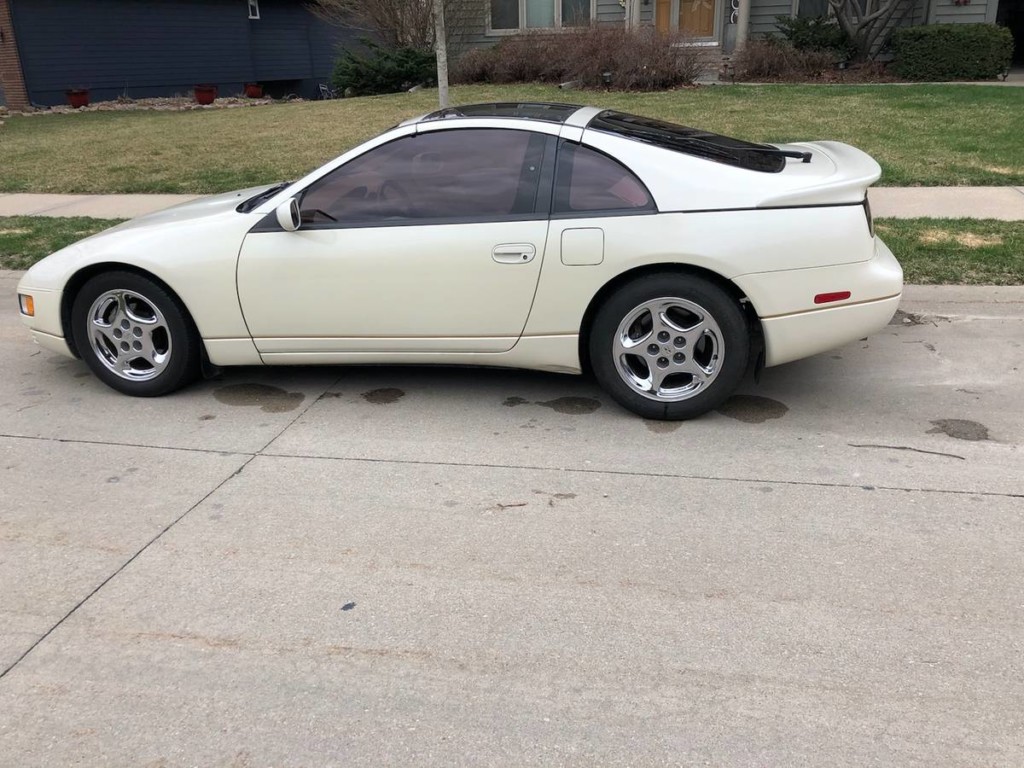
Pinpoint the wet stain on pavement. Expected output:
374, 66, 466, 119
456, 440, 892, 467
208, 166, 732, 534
716, 395, 789, 423
214, 383, 304, 413
502, 395, 600, 414
362, 387, 405, 405
890, 310, 949, 327
535, 396, 601, 415
645, 420, 682, 434
341, 602, 356, 611
927, 418, 990, 441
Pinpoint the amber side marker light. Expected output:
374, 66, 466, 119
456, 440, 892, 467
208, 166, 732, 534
814, 291, 851, 305
18, 294, 35, 317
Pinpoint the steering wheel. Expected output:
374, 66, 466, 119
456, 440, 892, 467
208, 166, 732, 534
378, 180, 413, 217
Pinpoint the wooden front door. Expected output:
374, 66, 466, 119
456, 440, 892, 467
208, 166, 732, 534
656, 0, 716, 38
679, 0, 715, 37
655, 0, 671, 33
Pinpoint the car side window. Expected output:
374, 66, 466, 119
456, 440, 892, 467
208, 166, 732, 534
299, 129, 549, 225
553, 142, 654, 215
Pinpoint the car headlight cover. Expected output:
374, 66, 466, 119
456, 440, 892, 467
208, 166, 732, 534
18, 294, 35, 317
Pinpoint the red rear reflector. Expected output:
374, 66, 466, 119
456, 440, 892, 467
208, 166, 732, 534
814, 291, 851, 305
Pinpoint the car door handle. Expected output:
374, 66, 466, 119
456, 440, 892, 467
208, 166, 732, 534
492, 244, 536, 264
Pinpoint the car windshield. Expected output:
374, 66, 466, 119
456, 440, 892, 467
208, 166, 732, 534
237, 181, 290, 213
588, 111, 798, 173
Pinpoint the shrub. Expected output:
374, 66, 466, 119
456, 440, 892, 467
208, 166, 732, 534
774, 15, 856, 60
449, 47, 496, 84
332, 40, 435, 96
451, 27, 706, 90
732, 39, 839, 81
890, 24, 1013, 81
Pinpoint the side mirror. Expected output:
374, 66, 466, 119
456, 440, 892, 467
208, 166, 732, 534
275, 198, 301, 232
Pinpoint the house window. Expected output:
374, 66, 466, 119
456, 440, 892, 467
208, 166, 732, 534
248, 0, 260, 19
490, 0, 592, 31
794, 0, 829, 17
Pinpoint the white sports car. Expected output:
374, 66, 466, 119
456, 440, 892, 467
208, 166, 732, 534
17, 102, 902, 420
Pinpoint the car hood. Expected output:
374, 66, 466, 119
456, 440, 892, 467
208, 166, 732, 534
19, 185, 272, 290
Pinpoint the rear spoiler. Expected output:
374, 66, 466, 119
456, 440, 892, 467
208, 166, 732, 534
757, 141, 882, 208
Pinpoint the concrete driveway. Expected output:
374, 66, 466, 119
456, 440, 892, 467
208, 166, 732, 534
1, 271, 1022, 766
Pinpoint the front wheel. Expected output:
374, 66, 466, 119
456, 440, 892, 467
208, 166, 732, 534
71, 271, 201, 397
589, 274, 750, 420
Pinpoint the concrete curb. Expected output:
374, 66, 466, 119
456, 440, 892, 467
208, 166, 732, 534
4, 269, 1021, 304
1, 188, 1023, 221
869, 187, 1024, 221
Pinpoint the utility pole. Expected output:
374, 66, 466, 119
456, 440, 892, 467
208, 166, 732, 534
433, 0, 450, 108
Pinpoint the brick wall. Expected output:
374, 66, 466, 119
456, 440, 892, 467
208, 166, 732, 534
0, 0, 28, 110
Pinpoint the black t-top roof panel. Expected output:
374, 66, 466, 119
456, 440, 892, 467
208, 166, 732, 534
421, 102, 584, 124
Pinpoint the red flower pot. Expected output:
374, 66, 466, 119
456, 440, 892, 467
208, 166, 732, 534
194, 84, 218, 105
244, 83, 263, 98
66, 89, 90, 108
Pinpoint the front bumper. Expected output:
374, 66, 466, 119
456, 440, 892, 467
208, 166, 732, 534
29, 329, 75, 358
17, 283, 76, 359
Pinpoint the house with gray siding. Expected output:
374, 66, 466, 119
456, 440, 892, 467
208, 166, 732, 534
451, 0, 1019, 59
0, 0, 361, 110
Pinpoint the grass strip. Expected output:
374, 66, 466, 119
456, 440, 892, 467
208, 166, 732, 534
1, 84, 1021, 194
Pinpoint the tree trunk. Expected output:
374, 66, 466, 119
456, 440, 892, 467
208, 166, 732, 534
433, 0, 450, 108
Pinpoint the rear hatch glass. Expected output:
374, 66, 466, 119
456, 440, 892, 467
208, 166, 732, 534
588, 111, 808, 173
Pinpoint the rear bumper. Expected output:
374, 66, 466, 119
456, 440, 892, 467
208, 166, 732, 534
735, 236, 903, 367
761, 294, 901, 367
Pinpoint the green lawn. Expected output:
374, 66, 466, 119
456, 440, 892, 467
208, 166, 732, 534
0, 217, 124, 270
4, 215, 1021, 285
0, 84, 1021, 194
876, 218, 1024, 285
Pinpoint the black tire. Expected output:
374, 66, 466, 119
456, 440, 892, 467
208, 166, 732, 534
71, 271, 201, 397
588, 273, 749, 420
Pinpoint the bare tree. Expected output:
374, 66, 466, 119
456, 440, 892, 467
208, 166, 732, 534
307, 0, 434, 50
827, 0, 916, 61
433, 0, 450, 107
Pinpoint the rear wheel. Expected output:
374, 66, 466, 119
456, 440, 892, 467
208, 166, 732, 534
589, 274, 749, 420
71, 271, 201, 397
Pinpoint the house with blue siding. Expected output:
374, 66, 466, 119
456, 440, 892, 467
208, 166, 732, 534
451, 0, 1018, 60
0, 0, 361, 110
1, 0, 1018, 111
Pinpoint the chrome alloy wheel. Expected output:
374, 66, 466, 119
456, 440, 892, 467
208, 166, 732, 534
613, 297, 724, 402
87, 289, 172, 381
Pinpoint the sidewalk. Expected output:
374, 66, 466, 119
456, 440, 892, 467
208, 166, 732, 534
0, 193, 201, 219
1, 188, 1023, 220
